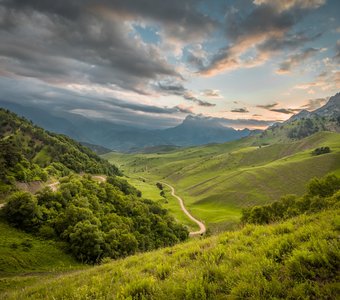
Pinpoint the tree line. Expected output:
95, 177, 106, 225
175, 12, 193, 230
241, 174, 340, 225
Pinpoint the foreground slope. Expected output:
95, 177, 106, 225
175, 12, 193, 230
105, 132, 340, 229
2, 176, 338, 299
2, 208, 338, 299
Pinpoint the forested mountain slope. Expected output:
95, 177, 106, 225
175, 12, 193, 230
0, 108, 120, 194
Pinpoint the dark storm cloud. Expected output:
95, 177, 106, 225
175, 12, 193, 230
256, 102, 301, 114
0, 77, 189, 128
200, 0, 325, 75
0, 10, 179, 92
335, 40, 340, 63
183, 92, 215, 107
0, 0, 217, 93
270, 108, 301, 114
256, 103, 278, 109
225, 5, 295, 42
3, 0, 217, 41
277, 48, 319, 74
186, 51, 205, 70
258, 32, 322, 53
157, 81, 216, 107
230, 108, 249, 113
301, 97, 328, 110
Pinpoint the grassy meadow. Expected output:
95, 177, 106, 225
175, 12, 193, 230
0, 218, 85, 297
2, 208, 339, 299
104, 132, 340, 231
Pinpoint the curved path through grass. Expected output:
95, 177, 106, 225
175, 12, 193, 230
161, 182, 206, 236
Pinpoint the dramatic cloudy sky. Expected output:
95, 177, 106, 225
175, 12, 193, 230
0, 0, 339, 129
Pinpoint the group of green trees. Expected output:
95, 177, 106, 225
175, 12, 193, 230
0, 108, 120, 194
3, 175, 188, 263
241, 174, 340, 224
312, 146, 331, 155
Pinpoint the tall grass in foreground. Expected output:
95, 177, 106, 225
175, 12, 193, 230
3, 209, 339, 299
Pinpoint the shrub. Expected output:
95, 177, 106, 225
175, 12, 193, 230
312, 146, 330, 156
4, 191, 42, 230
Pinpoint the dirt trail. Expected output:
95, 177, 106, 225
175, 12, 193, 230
92, 175, 106, 182
161, 182, 206, 236
48, 181, 59, 192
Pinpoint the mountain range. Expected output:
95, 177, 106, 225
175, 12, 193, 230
1, 92, 339, 152
0, 101, 256, 152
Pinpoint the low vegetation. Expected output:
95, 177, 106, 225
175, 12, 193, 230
2, 174, 339, 299
241, 174, 340, 224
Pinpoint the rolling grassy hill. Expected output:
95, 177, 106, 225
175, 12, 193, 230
2, 208, 338, 299
104, 131, 340, 231
1, 174, 339, 299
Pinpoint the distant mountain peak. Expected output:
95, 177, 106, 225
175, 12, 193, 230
181, 114, 222, 128
285, 109, 311, 123
313, 92, 340, 117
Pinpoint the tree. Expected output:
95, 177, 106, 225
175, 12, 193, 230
307, 174, 340, 198
68, 220, 105, 263
4, 192, 41, 230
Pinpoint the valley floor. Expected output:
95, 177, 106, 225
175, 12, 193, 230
104, 132, 340, 232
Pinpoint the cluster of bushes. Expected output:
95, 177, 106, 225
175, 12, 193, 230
312, 146, 330, 155
242, 174, 340, 224
3, 175, 188, 263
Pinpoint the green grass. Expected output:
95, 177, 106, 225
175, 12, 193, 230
104, 132, 340, 229
0, 219, 85, 298
122, 176, 198, 230
0, 219, 83, 275
2, 209, 339, 299
32, 146, 51, 166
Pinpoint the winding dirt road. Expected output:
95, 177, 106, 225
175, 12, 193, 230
161, 182, 206, 236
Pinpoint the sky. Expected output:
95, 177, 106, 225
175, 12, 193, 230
0, 0, 339, 129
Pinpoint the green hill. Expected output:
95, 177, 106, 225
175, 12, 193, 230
0, 218, 85, 298
0, 219, 83, 275
0, 108, 120, 196
0, 109, 189, 266
2, 177, 339, 299
104, 131, 340, 231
